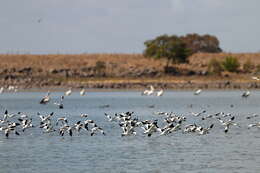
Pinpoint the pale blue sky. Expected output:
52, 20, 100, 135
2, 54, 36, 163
0, 0, 259, 54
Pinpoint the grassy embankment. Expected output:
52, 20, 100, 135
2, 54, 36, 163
0, 53, 260, 89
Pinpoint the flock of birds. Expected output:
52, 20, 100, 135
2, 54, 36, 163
104, 110, 260, 136
0, 85, 18, 94
141, 85, 164, 96
193, 88, 251, 98
0, 84, 258, 139
0, 108, 260, 138
141, 85, 251, 98
0, 110, 105, 138
0, 84, 252, 99
39, 88, 86, 108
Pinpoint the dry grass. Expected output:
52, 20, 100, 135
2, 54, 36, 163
0, 52, 260, 72
1, 53, 260, 89
189, 52, 260, 69
0, 54, 165, 70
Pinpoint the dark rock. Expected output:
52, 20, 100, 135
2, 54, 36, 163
49, 69, 58, 74
225, 81, 231, 86
4, 75, 16, 80
164, 67, 179, 75
18, 67, 32, 74
186, 70, 196, 76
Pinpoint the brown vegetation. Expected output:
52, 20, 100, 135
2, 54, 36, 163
180, 33, 222, 53
2, 52, 260, 72
0, 52, 260, 89
189, 52, 260, 69
0, 54, 163, 70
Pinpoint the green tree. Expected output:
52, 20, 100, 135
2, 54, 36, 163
222, 56, 240, 72
143, 35, 191, 68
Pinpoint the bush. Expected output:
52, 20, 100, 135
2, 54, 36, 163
207, 58, 223, 75
255, 64, 260, 73
95, 61, 106, 76
243, 59, 254, 73
222, 56, 240, 72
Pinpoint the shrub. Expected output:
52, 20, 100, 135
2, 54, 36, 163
207, 58, 223, 75
222, 56, 240, 72
243, 59, 254, 73
255, 64, 260, 73
94, 61, 106, 76
95, 61, 106, 70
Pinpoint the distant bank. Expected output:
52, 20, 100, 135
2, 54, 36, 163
0, 52, 260, 90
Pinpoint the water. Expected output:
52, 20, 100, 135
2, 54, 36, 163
0, 90, 260, 173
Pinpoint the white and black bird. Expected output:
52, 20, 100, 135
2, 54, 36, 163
241, 91, 250, 98
0, 87, 4, 94
54, 96, 64, 109
65, 88, 72, 96
142, 120, 161, 137
1, 126, 20, 138
194, 89, 202, 95
39, 112, 54, 123
156, 89, 164, 96
104, 113, 117, 122
17, 112, 28, 119
19, 118, 34, 132
56, 117, 68, 126
59, 125, 73, 137
90, 124, 105, 136
190, 110, 206, 117
217, 116, 239, 133
80, 114, 88, 118
40, 91, 51, 104
142, 85, 155, 96
2, 110, 16, 121
248, 122, 260, 129
80, 89, 86, 96
246, 114, 259, 119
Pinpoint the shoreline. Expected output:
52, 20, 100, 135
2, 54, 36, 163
2, 78, 260, 92
1, 52, 260, 91
11, 88, 260, 92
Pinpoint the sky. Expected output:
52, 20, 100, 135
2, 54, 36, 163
0, 0, 259, 54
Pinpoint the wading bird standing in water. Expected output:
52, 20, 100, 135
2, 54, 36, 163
194, 89, 202, 95
65, 88, 72, 96
40, 91, 51, 104
241, 91, 250, 98
80, 89, 86, 96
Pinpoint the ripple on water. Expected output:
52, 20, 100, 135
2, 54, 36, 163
0, 91, 260, 173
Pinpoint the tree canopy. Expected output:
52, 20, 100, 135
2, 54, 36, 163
143, 35, 191, 67
143, 33, 222, 69
180, 33, 222, 53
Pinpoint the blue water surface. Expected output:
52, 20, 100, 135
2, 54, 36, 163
0, 90, 259, 173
